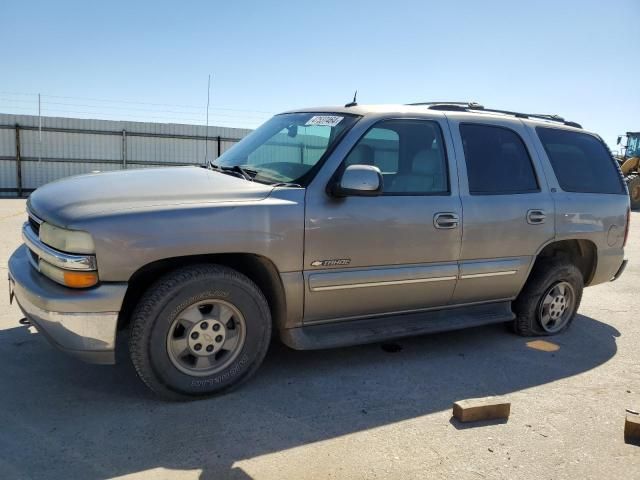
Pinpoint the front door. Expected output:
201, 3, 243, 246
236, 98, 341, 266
303, 117, 462, 323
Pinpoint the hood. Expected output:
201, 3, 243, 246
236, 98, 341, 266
28, 166, 274, 227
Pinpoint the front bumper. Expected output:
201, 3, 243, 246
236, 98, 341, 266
8, 245, 127, 364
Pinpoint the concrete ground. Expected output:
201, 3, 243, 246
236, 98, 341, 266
0, 198, 638, 480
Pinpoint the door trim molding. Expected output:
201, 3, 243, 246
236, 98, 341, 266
459, 270, 517, 279
308, 263, 459, 293
310, 275, 457, 292
312, 268, 517, 290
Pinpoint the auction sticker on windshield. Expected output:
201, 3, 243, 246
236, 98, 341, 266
305, 115, 344, 127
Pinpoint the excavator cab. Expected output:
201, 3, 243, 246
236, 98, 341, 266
617, 132, 640, 208
625, 132, 640, 158
618, 132, 640, 159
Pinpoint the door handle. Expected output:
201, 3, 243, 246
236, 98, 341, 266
527, 209, 546, 225
434, 212, 459, 229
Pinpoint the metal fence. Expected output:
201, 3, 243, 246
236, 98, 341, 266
0, 113, 252, 197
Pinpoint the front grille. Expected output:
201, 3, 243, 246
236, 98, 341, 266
27, 210, 42, 236
28, 216, 40, 235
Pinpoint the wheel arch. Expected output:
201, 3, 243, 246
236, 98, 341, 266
531, 239, 597, 286
118, 253, 287, 333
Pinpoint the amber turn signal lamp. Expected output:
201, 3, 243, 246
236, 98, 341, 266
63, 270, 99, 288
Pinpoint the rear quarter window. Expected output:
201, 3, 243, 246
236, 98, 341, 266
536, 127, 624, 194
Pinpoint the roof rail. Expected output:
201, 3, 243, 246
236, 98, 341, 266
407, 102, 582, 129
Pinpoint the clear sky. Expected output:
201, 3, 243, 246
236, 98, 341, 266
1, 0, 638, 148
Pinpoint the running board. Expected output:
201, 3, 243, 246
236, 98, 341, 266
281, 302, 515, 350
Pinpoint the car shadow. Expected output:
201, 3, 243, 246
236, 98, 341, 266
0, 314, 620, 479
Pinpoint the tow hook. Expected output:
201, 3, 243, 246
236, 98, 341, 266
18, 317, 31, 326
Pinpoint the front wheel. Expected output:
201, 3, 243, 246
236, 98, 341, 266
129, 264, 271, 400
512, 260, 583, 336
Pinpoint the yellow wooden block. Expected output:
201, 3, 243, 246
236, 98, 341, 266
526, 340, 560, 352
452, 397, 511, 423
625, 414, 640, 446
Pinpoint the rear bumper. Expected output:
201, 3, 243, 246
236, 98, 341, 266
589, 247, 626, 286
611, 259, 628, 282
8, 245, 127, 364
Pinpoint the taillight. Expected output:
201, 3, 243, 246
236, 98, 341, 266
623, 206, 631, 247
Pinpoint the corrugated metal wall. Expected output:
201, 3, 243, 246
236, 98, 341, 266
0, 113, 251, 197
0, 125, 17, 194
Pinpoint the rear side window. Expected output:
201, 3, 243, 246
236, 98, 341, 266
460, 124, 539, 195
536, 127, 624, 194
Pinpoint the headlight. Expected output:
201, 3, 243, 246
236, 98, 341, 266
39, 222, 95, 254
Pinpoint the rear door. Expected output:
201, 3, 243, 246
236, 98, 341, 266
448, 118, 555, 304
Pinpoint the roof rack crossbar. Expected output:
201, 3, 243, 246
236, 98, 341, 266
407, 102, 582, 129
409, 101, 485, 110
409, 101, 482, 106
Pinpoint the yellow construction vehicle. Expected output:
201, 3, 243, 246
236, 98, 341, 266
617, 131, 640, 208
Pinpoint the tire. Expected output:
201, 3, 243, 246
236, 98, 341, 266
129, 264, 271, 401
627, 174, 640, 210
512, 259, 583, 336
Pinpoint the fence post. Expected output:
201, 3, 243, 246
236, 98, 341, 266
15, 124, 22, 197
217, 136, 221, 158
122, 129, 127, 169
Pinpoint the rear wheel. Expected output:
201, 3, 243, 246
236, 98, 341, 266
129, 264, 271, 400
513, 260, 583, 336
627, 174, 640, 210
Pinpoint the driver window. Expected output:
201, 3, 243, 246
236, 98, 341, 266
345, 127, 400, 173
343, 120, 449, 195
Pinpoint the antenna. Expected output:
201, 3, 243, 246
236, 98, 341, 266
204, 74, 211, 164
345, 90, 358, 107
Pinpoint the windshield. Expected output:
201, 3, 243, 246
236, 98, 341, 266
212, 112, 359, 184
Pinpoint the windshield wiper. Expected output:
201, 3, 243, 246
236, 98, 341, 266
209, 163, 255, 182
229, 165, 255, 181
272, 182, 302, 188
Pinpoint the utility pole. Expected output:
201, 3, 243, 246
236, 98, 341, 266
38, 93, 42, 162
204, 74, 211, 164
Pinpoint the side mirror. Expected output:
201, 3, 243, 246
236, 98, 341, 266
332, 164, 383, 197
617, 135, 623, 145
